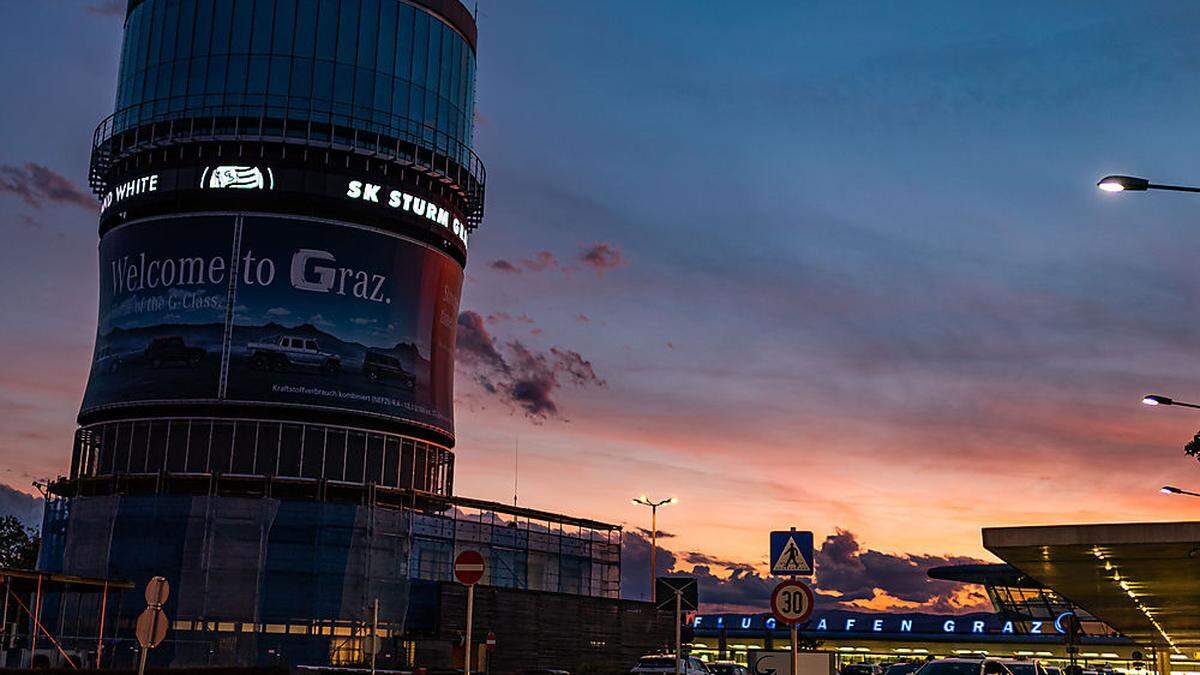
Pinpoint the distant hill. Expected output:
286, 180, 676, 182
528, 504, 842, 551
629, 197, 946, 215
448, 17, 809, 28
0, 484, 44, 530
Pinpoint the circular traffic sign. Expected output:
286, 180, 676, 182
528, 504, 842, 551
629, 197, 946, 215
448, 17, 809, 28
771, 580, 814, 625
454, 550, 486, 586
135, 607, 168, 648
144, 576, 169, 606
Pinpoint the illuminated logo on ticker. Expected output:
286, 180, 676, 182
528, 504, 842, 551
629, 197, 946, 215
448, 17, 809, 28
200, 165, 274, 190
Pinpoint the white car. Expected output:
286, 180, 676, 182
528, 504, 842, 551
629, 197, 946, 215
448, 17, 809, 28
247, 335, 340, 374
631, 654, 711, 675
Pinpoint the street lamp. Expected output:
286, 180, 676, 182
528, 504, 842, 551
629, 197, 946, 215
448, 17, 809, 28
1141, 394, 1200, 410
1096, 175, 1200, 194
632, 495, 677, 603
1160, 485, 1200, 498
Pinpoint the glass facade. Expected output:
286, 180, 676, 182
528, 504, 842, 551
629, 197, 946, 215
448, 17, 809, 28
71, 418, 454, 495
112, 0, 476, 153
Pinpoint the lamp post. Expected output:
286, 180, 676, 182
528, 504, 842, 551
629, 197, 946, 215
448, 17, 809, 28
1097, 175, 1200, 194
632, 495, 677, 603
1160, 485, 1200, 498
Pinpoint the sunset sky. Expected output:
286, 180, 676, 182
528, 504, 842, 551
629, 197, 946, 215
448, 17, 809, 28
4, 1, 1200, 613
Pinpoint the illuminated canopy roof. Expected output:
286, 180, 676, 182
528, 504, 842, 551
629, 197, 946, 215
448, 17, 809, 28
983, 521, 1200, 654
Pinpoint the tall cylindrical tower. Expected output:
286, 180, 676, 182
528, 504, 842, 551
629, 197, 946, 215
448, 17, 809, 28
42, 0, 482, 667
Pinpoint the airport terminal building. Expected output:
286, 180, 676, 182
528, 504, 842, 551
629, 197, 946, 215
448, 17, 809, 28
34, 0, 670, 670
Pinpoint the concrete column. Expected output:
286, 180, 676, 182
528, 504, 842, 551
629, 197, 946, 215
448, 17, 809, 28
1155, 648, 1171, 675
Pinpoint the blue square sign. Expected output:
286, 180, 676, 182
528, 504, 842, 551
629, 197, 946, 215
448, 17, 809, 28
770, 530, 814, 576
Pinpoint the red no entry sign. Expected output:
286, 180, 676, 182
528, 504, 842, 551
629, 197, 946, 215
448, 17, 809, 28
770, 579, 814, 625
454, 550, 486, 585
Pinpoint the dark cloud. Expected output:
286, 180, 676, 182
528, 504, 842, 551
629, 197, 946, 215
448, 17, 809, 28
490, 259, 520, 273
0, 163, 95, 211
815, 529, 985, 609
579, 243, 626, 274
620, 529, 679, 602
456, 311, 605, 418
621, 528, 990, 613
84, 1, 124, 17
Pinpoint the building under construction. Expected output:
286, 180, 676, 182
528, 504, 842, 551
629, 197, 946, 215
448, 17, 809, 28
36, 0, 672, 670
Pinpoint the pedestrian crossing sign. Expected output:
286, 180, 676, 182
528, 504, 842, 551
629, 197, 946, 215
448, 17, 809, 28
770, 530, 814, 576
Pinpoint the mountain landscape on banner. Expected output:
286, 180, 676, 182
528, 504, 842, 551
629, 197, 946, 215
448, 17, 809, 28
232, 321, 427, 366
99, 321, 428, 372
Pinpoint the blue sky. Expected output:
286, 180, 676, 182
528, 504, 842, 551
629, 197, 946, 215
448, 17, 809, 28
6, 1, 1200, 611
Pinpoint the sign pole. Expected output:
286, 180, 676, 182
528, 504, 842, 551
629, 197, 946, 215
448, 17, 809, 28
370, 598, 379, 675
464, 584, 475, 675
791, 623, 799, 675
674, 589, 682, 675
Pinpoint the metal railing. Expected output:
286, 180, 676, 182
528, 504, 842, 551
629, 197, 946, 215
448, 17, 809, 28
90, 97, 486, 227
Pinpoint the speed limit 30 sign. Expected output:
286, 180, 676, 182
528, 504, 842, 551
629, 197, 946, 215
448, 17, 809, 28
771, 579, 814, 625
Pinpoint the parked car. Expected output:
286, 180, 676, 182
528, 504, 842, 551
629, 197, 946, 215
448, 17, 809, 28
93, 345, 124, 372
844, 664, 883, 675
708, 662, 750, 675
886, 663, 921, 675
999, 660, 1051, 675
144, 335, 205, 368
916, 659, 1015, 675
631, 654, 711, 675
247, 335, 340, 374
362, 350, 416, 389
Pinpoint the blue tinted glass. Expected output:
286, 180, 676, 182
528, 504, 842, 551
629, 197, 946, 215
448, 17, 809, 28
192, 0, 212, 57
294, 0, 317, 57
175, 0, 194, 59
272, 0, 296, 54
315, 0, 337, 60
159, 0, 178, 65
336, 0, 359, 64
374, 73, 392, 115
206, 56, 228, 94
424, 17, 440, 92
377, 0, 395, 76
187, 57, 207, 96
229, 0, 252, 54
357, 0, 379, 69
226, 55, 248, 94
251, 0, 273, 53
311, 60, 333, 103
210, 0, 233, 53
145, 1, 162, 69
394, 3, 413, 80
247, 55, 269, 94
333, 64, 354, 106
290, 58, 313, 100
391, 77, 408, 120
269, 56, 290, 96
411, 10, 427, 87
354, 67, 374, 114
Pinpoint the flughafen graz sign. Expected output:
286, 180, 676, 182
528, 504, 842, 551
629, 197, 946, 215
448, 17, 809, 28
693, 611, 1082, 637
98, 165, 471, 252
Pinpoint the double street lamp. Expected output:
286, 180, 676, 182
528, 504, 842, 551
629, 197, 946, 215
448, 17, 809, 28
1141, 394, 1200, 499
632, 495, 677, 603
1100, 176, 1200, 499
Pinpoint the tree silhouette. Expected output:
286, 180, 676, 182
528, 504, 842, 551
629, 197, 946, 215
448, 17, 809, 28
1185, 431, 1200, 463
0, 517, 39, 569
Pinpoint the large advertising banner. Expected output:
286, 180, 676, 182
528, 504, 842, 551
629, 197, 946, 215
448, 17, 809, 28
81, 217, 233, 410
81, 214, 463, 436
224, 216, 461, 433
